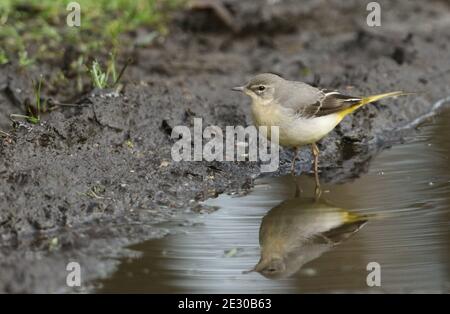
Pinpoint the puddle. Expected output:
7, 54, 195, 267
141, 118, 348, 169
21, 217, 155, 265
96, 109, 450, 293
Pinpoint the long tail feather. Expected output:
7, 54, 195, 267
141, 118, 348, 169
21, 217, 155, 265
339, 91, 410, 118
360, 91, 408, 106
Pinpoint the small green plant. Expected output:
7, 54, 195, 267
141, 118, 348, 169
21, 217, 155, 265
68, 55, 85, 93
10, 76, 46, 124
0, 49, 9, 65
18, 50, 34, 67
108, 52, 118, 84
89, 60, 109, 89
88, 53, 131, 89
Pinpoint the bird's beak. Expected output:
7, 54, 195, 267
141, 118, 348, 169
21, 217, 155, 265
242, 267, 256, 274
231, 85, 245, 92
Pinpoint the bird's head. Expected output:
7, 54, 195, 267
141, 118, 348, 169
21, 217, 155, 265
232, 73, 284, 105
255, 257, 287, 279
243, 256, 287, 279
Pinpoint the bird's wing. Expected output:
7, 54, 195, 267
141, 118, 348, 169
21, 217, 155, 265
321, 219, 368, 245
313, 90, 362, 117
277, 82, 362, 118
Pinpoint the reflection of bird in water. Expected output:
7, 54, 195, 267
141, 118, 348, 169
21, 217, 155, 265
248, 193, 368, 279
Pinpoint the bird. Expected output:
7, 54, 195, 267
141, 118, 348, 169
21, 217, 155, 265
232, 73, 408, 188
244, 185, 367, 279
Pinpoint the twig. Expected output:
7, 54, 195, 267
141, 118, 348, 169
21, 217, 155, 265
113, 57, 133, 87
47, 98, 88, 109
0, 129, 13, 137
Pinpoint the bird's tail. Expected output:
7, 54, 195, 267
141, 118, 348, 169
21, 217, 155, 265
339, 91, 409, 118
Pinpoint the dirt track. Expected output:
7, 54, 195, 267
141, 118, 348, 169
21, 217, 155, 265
1, 0, 450, 292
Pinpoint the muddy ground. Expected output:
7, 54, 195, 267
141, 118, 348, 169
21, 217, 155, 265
1, 0, 450, 293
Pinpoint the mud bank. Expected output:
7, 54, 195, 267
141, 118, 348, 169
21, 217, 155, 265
1, 0, 450, 292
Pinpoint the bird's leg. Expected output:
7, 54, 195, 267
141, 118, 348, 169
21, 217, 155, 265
293, 176, 303, 198
314, 183, 322, 201
311, 143, 321, 191
291, 147, 299, 175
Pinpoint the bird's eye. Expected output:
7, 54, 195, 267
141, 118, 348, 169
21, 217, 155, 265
258, 85, 266, 91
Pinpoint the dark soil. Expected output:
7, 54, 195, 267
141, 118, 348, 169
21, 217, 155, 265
1, 0, 450, 292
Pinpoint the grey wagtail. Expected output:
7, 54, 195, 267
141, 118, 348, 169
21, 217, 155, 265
248, 197, 367, 279
232, 73, 408, 187
243, 177, 367, 278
